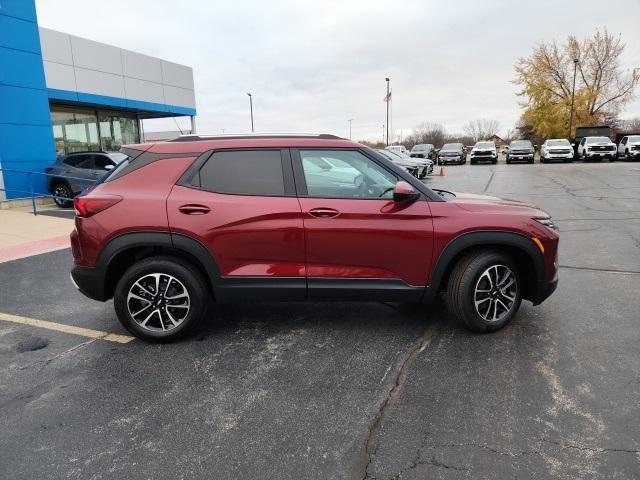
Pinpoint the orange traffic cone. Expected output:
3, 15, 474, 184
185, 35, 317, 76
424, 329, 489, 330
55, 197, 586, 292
439, 167, 445, 176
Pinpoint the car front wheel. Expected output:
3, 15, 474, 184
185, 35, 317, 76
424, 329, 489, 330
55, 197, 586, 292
114, 256, 208, 342
445, 250, 522, 333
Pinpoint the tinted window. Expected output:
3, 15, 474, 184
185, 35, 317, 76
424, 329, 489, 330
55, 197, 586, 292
300, 150, 397, 199
71, 154, 94, 169
199, 150, 285, 196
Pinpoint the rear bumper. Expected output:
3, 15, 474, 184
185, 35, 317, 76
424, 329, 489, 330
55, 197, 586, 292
532, 277, 558, 306
71, 265, 109, 301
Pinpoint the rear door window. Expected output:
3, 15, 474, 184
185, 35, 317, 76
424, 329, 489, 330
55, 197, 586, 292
198, 150, 285, 196
73, 155, 95, 169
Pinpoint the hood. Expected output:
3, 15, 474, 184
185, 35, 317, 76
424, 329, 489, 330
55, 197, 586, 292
447, 191, 549, 216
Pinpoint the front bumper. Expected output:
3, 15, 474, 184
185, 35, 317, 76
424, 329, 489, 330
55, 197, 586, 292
71, 265, 109, 301
585, 150, 615, 158
438, 156, 463, 164
532, 277, 558, 306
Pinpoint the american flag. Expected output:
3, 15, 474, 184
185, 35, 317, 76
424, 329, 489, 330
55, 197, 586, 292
383, 91, 392, 102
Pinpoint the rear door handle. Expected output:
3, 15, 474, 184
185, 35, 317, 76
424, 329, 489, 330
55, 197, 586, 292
309, 207, 340, 218
179, 204, 211, 215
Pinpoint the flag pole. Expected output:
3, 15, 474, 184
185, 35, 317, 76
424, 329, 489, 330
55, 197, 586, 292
385, 77, 390, 146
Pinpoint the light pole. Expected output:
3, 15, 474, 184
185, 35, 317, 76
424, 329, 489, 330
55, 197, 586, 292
247, 93, 254, 133
568, 59, 579, 139
348, 118, 353, 140
385, 77, 390, 146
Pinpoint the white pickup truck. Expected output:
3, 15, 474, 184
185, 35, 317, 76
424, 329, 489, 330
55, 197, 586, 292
576, 136, 617, 162
617, 135, 640, 161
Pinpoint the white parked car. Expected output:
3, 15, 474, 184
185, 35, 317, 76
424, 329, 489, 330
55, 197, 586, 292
377, 149, 433, 178
385, 145, 407, 155
470, 141, 497, 164
617, 135, 640, 161
540, 139, 574, 163
576, 136, 617, 162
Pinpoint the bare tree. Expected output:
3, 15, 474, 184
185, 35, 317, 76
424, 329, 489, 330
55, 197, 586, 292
403, 122, 447, 148
463, 119, 500, 142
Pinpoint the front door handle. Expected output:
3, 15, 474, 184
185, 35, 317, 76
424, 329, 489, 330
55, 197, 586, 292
309, 207, 340, 218
179, 204, 211, 215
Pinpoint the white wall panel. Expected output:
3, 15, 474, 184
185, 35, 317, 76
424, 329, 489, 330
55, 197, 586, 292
39, 28, 195, 110
122, 50, 162, 83
74, 68, 125, 98
70, 36, 122, 75
161, 60, 194, 90
125, 77, 165, 104
42, 61, 76, 90
39, 28, 72, 64
163, 85, 196, 108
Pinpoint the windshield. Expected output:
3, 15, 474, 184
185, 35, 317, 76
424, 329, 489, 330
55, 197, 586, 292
475, 142, 494, 149
510, 140, 532, 148
441, 143, 461, 151
627, 136, 640, 142
547, 139, 570, 147
411, 145, 426, 151
586, 137, 611, 143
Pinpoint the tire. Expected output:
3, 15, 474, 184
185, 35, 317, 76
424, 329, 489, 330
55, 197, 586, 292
445, 250, 522, 333
51, 182, 73, 208
114, 255, 209, 342
540, 157, 545, 164
470, 159, 476, 165
626, 150, 632, 161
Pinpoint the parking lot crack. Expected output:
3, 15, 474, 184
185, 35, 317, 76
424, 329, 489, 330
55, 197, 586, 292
544, 439, 640, 455
354, 325, 437, 480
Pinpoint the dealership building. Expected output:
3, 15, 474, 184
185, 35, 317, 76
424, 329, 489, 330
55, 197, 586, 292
0, 0, 196, 199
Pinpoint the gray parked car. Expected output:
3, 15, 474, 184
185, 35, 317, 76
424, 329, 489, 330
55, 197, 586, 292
46, 151, 126, 207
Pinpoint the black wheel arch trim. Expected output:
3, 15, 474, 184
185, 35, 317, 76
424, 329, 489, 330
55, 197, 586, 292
423, 230, 545, 302
92, 231, 222, 298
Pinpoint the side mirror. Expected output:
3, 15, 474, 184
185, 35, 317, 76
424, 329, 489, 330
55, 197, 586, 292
393, 181, 419, 203
104, 164, 115, 171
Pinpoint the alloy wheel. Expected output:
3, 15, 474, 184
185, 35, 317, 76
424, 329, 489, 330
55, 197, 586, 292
473, 265, 518, 322
127, 273, 190, 332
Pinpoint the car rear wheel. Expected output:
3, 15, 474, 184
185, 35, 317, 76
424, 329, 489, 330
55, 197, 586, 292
51, 182, 73, 208
114, 256, 208, 342
445, 250, 522, 333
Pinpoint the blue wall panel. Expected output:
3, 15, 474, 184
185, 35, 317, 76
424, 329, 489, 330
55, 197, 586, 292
48, 89, 197, 117
0, 0, 38, 22
0, 47, 46, 89
0, 14, 41, 53
0, 0, 55, 200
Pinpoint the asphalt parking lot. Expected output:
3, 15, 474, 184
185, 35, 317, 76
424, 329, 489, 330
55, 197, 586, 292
1, 161, 639, 479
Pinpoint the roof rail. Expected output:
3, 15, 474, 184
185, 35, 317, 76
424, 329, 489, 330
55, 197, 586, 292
168, 133, 344, 142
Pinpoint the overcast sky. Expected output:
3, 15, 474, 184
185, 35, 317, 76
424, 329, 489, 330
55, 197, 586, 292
36, 0, 640, 141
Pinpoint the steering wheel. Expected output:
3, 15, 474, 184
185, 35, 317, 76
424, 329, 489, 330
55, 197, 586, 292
378, 186, 395, 198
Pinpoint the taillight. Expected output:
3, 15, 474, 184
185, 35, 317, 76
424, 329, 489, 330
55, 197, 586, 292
74, 194, 122, 217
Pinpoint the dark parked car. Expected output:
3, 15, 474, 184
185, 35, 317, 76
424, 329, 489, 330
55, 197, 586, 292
505, 140, 535, 164
410, 144, 435, 159
70, 134, 559, 342
46, 151, 126, 207
437, 143, 466, 165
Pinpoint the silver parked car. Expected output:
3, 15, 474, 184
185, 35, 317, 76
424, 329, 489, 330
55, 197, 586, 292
45, 151, 126, 207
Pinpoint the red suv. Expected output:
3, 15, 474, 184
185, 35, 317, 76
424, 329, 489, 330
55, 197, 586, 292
70, 134, 559, 342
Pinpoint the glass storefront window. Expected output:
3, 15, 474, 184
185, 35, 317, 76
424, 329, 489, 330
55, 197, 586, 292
50, 105, 140, 155
97, 111, 139, 152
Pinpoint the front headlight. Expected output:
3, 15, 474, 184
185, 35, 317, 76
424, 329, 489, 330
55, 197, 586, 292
534, 217, 559, 231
